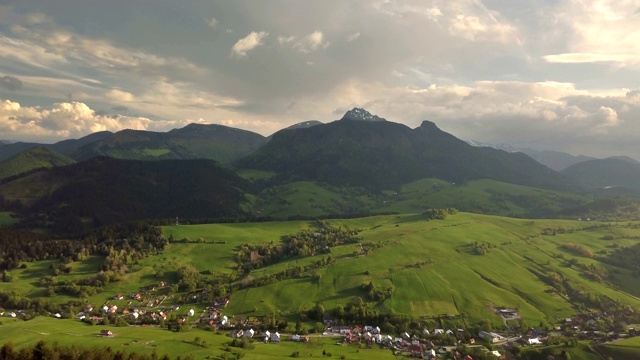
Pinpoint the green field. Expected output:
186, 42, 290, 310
0, 317, 397, 360
253, 179, 590, 219
3, 212, 640, 359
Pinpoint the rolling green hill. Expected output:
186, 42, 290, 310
72, 124, 267, 163
237, 108, 576, 192
0, 147, 75, 180
3, 157, 253, 233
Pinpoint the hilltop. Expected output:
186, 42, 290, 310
0, 147, 75, 180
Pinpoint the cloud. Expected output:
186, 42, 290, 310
0, 99, 151, 141
231, 31, 269, 57
277, 31, 330, 53
543, 53, 634, 64
0, 76, 23, 91
542, 1, 640, 67
293, 31, 329, 53
106, 89, 134, 102
346, 32, 360, 42
206, 17, 218, 29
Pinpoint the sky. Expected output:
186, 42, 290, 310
0, 0, 639, 159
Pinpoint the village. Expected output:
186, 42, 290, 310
2, 277, 636, 360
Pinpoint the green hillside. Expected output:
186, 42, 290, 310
0, 147, 75, 180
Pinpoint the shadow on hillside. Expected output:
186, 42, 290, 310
317, 286, 362, 303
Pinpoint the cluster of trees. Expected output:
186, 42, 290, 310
423, 208, 457, 220
470, 241, 496, 255
0, 340, 194, 360
563, 243, 594, 258
234, 226, 360, 274
361, 282, 394, 301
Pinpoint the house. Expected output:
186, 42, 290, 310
271, 332, 280, 343
479, 331, 503, 343
491, 350, 502, 358
8, 312, 16, 318
54, 313, 61, 318
434, 329, 445, 335
244, 328, 255, 338
100, 329, 113, 337
526, 337, 541, 345
235, 329, 244, 338
374, 334, 382, 343
422, 328, 430, 335
464, 355, 473, 360
291, 334, 301, 342
426, 349, 436, 359
188, 309, 195, 317
85, 305, 94, 313
445, 329, 455, 336
407, 343, 424, 355
264, 330, 271, 339
114, 294, 124, 300
402, 331, 411, 339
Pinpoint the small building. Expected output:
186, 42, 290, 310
244, 328, 255, 338
100, 329, 113, 337
479, 331, 503, 343
526, 337, 541, 345
271, 332, 280, 343
291, 334, 301, 342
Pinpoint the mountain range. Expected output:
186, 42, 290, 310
1, 108, 640, 231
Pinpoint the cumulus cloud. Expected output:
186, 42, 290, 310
0, 99, 151, 141
231, 31, 269, 57
0, 75, 23, 91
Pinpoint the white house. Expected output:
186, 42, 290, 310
434, 329, 445, 335
291, 334, 301, 342
271, 332, 280, 343
422, 328, 430, 335
188, 309, 195, 317
264, 330, 271, 338
491, 350, 502, 358
526, 337, 540, 345
445, 329, 455, 336
244, 329, 255, 338
235, 329, 244, 338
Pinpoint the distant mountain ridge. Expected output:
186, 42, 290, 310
561, 158, 640, 193
238, 110, 575, 191
72, 124, 267, 164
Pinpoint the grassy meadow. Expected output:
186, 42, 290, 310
2, 212, 640, 359
0, 317, 398, 360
